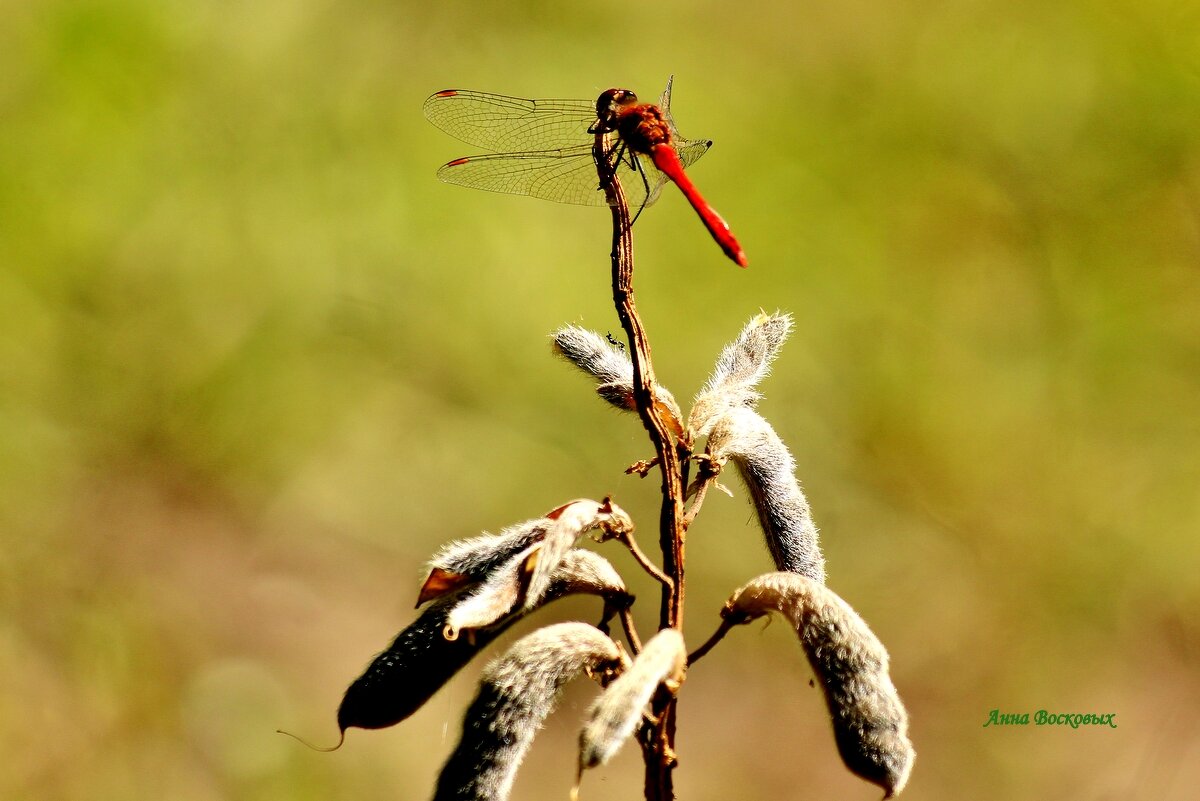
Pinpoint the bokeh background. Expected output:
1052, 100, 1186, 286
3, 0, 1199, 799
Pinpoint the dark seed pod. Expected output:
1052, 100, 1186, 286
706, 408, 825, 582
433, 622, 627, 801
338, 550, 628, 733
723, 573, 915, 797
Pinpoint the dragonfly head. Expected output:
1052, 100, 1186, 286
594, 88, 638, 132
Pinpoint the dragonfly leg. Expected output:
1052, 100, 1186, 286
595, 139, 628, 193
594, 138, 649, 226
628, 152, 652, 226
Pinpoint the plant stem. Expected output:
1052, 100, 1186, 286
593, 134, 687, 801
686, 618, 737, 666
615, 530, 675, 590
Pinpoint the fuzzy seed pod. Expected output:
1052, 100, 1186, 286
706, 407, 825, 582
421, 499, 632, 613
552, 325, 633, 389
443, 546, 536, 640
551, 325, 684, 436
433, 623, 627, 801
338, 550, 628, 733
578, 628, 687, 772
688, 312, 793, 438
420, 521, 550, 606
547, 548, 628, 600
723, 573, 915, 797
525, 498, 633, 610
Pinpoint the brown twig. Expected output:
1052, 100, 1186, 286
686, 618, 738, 666
619, 606, 643, 655
593, 129, 687, 801
614, 530, 674, 590
625, 456, 660, 477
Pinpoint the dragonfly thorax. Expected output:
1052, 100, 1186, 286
614, 104, 673, 154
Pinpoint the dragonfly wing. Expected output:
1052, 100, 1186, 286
613, 152, 669, 210
653, 77, 713, 171
426, 83, 710, 212
674, 138, 712, 170
423, 90, 598, 153
437, 147, 676, 212
614, 139, 712, 209
657, 75, 675, 112
436, 149, 614, 207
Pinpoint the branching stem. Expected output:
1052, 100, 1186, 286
619, 606, 643, 655
625, 456, 660, 477
593, 129, 687, 801
686, 618, 739, 666
614, 530, 674, 590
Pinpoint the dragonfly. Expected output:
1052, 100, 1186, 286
423, 77, 748, 268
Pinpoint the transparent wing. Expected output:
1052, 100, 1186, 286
423, 90, 598, 153
436, 147, 678, 210
675, 138, 712, 170
425, 80, 713, 210
656, 75, 713, 170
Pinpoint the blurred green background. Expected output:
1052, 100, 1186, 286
2, 0, 1199, 799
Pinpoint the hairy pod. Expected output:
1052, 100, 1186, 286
552, 325, 633, 388
420, 520, 551, 606
525, 498, 633, 610
338, 550, 628, 733
688, 312, 793, 438
421, 498, 631, 614
433, 622, 627, 801
443, 546, 536, 640
723, 573, 914, 797
551, 325, 684, 436
707, 407, 825, 582
577, 628, 686, 773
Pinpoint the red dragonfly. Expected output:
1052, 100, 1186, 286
423, 78, 748, 267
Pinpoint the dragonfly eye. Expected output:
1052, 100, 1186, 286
596, 89, 638, 115
594, 89, 625, 130
609, 90, 639, 119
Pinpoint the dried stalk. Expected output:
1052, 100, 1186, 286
609, 529, 674, 591
592, 130, 686, 801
